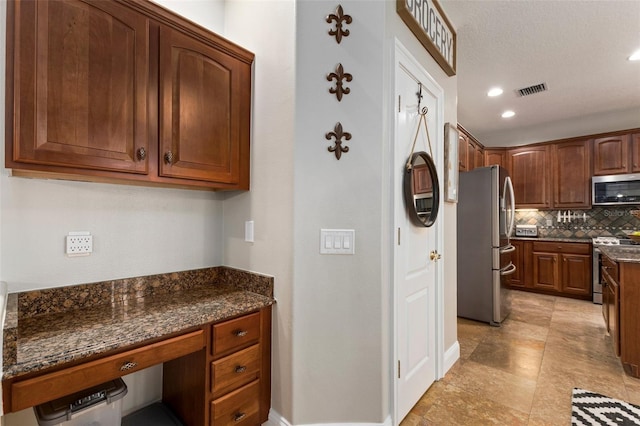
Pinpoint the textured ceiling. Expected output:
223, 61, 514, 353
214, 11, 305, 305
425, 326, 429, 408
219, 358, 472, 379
440, 0, 640, 147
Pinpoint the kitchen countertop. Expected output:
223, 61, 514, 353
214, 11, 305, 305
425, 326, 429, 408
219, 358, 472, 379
598, 245, 640, 264
511, 236, 593, 243
2, 267, 274, 380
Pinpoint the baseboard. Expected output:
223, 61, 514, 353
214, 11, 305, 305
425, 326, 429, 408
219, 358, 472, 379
264, 410, 392, 426
443, 340, 460, 374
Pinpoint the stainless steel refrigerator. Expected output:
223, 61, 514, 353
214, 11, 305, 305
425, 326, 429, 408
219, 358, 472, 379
457, 165, 516, 326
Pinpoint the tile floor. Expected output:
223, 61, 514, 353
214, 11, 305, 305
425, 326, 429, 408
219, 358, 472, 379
401, 289, 640, 425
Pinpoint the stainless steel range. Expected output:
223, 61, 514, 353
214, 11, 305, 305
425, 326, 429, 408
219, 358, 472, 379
592, 236, 640, 304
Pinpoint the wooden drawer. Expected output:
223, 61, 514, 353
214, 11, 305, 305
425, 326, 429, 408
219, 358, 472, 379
532, 241, 591, 255
210, 380, 260, 426
211, 344, 260, 399
212, 312, 260, 358
10, 329, 204, 412
602, 255, 619, 282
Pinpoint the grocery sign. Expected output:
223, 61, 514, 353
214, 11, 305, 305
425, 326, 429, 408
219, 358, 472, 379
397, 0, 457, 76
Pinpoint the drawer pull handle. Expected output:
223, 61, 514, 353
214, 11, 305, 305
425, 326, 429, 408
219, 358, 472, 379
235, 365, 247, 373
234, 412, 246, 422
120, 361, 138, 371
234, 330, 248, 337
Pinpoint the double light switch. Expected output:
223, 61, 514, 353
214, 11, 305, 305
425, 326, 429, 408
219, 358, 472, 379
320, 229, 355, 254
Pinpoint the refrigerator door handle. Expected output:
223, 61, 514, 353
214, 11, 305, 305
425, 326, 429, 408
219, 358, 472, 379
500, 244, 515, 254
504, 176, 516, 237
500, 262, 517, 276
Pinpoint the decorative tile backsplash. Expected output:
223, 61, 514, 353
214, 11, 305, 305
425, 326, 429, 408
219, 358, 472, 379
515, 206, 640, 239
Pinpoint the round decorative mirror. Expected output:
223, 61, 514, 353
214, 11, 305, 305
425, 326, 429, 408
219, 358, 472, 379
404, 151, 440, 227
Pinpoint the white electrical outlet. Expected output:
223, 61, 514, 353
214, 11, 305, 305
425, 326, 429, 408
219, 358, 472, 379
66, 232, 93, 256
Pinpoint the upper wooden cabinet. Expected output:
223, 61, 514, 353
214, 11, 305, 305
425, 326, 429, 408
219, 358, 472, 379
159, 26, 249, 186
552, 140, 591, 208
507, 145, 551, 209
484, 149, 506, 169
6, 0, 253, 190
458, 126, 484, 172
631, 134, 640, 173
7, 0, 150, 174
593, 134, 631, 176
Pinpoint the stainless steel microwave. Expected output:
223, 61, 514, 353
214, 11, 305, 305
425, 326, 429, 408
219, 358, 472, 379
592, 174, 640, 205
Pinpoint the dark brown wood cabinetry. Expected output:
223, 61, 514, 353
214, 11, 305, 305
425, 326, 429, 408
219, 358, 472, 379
507, 146, 551, 209
631, 134, 640, 173
458, 126, 484, 172
552, 140, 591, 209
601, 255, 620, 356
593, 134, 632, 176
507, 240, 591, 300
163, 308, 271, 426
6, 0, 253, 190
484, 149, 506, 168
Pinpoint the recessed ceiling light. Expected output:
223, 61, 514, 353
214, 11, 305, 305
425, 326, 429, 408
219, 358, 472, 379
487, 87, 503, 97
501, 110, 515, 118
629, 50, 640, 61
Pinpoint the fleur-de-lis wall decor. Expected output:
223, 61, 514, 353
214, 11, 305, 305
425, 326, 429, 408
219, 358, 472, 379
327, 63, 352, 102
326, 5, 352, 44
325, 122, 351, 160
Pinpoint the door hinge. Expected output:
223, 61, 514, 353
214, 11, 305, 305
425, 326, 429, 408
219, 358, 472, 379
398, 95, 401, 113
398, 360, 401, 378
397, 228, 401, 245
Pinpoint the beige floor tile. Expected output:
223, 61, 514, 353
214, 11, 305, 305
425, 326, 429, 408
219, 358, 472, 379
405, 290, 638, 425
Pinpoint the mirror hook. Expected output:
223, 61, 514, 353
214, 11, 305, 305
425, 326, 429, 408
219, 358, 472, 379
416, 83, 428, 116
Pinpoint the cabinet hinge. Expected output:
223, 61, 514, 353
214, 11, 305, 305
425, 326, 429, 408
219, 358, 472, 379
397, 228, 401, 245
398, 360, 401, 378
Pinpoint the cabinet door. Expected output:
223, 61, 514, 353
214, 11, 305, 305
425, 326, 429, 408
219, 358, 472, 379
631, 134, 640, 173
593, 135, 630, 175
532, 252, 560, 292
467, 140, 477, 171
8, 0, 150, 174
484, 149, 506, 168
412, 164, 433, 194
560, 254, 591, 297
475, 145, 484, 169
608, 278, 620, 356
552, 140, 591, 208
159, 26, 251, 186
508, 146, 551, 209
458, 133, 468, 172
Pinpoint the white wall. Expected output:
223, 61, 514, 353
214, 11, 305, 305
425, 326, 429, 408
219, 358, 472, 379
222, 0, 296, 422
292, 0, 387, 423
0, 1, 226, 424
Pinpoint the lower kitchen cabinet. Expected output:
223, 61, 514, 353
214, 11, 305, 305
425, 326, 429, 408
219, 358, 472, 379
163, 307, 271, 425
507, 240, 592, 300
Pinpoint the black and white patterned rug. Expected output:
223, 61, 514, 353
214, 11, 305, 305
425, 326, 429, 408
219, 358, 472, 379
572, 388, 640, 425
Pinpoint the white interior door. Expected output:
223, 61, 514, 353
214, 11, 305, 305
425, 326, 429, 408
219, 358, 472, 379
394, 43, 443, 423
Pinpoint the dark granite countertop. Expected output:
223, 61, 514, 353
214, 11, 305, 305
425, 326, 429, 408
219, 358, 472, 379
598, 246, 640, 264
2, 267, 274, 380
511, 237, 593, 243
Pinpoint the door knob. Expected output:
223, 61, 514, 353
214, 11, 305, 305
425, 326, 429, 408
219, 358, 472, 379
430, 250, 441, 261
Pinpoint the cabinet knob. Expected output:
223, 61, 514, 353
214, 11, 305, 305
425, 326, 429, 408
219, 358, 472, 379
234, 330, 248, 337
136, 147, 146, 161
234, 412, 246, 422
164, 151, 174, 165
235, 365, 247, 373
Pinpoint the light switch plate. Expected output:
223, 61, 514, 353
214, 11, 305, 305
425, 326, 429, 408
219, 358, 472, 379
320, 229, 355, 254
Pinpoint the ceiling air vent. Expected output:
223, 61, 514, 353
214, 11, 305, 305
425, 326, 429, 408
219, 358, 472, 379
516, 83, 547, 97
